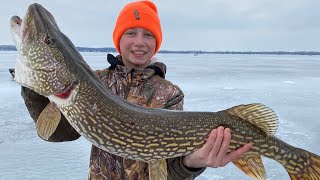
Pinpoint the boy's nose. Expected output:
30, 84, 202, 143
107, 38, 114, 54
134, 34, 145, 46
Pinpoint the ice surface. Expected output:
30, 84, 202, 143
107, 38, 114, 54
0, 51, 319, 179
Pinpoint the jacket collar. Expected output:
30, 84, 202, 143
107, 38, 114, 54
107, 54, 166, 79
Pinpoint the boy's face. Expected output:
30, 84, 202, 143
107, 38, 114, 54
119, 28, 156, 69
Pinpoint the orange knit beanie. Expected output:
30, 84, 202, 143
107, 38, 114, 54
113, 1, 162, 54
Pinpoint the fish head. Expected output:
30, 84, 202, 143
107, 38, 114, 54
11, 3, 78, 97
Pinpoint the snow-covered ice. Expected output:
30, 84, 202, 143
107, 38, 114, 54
0, 51, 319, 180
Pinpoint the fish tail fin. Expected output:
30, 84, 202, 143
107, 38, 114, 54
284, 149, 320, 180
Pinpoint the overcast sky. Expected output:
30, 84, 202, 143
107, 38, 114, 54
1, 0, 320, 51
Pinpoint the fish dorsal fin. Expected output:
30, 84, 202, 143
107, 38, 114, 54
233, 156, 266, 180
225, 103, 278, 135
148, 159, 167, 180
36, 102, 61, 140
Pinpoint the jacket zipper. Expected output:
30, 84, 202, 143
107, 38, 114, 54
124, 71, 133, 100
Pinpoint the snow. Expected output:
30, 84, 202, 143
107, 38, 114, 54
0, 51, 319, 179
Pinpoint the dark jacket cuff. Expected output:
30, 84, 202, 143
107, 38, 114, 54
168, 156, 206, 180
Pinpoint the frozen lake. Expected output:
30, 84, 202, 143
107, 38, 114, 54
0, 51, 319, 179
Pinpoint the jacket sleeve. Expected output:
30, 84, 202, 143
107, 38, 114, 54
165, 86, 206, 180
21, 86, 80, 142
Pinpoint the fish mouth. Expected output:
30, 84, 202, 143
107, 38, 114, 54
10, 16, 22, 48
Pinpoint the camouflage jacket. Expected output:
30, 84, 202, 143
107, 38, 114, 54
21, 54, 205, 180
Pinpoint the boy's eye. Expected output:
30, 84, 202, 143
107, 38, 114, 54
145, 33, 154, 38
125, 31, 135, 36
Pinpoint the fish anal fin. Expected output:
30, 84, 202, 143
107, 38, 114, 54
148, 159, 167, 180
233, 156, 266, 180
36, 102, 61, 140
225, 103, 278, 135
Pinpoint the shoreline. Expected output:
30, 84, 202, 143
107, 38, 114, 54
1, 45, 320, 56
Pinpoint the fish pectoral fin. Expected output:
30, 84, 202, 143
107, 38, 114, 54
36, 102, 61, 140
225, 103, 278, 135
233, 156, 266, 180
148, 159, 167, 180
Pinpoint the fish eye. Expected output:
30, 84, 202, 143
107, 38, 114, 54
44, 36, 55, 46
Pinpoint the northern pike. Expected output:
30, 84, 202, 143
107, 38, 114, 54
11, 3, 320, 180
